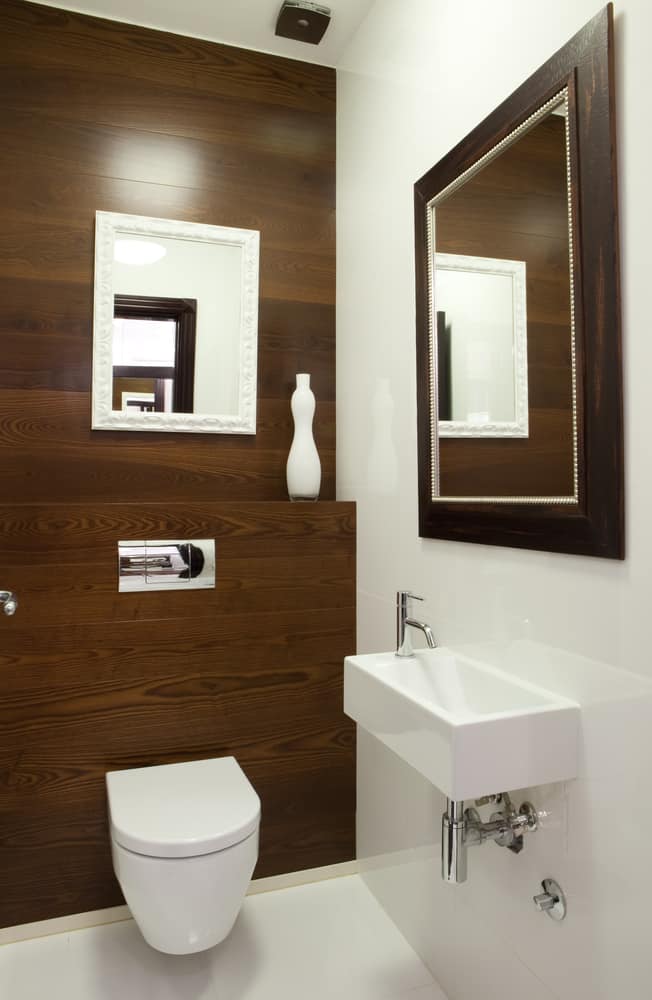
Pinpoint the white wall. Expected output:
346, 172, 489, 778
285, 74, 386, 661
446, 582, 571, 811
336, 2, 652, 998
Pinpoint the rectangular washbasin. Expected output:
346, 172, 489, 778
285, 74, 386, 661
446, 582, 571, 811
344, 647, 579, 800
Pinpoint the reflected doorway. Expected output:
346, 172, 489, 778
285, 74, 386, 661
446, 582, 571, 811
112, 295, 197, 413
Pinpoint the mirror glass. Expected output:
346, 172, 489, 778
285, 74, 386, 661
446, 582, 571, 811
428, 94, 576, 500
92, 212, 259, 434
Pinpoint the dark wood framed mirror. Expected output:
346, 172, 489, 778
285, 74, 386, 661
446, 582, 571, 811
414, 4, 623, 558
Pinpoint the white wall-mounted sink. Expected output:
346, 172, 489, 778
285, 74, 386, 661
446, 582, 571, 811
344, 647, 580, 800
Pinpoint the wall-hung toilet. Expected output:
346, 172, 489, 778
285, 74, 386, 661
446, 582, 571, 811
106, 756, 260, 955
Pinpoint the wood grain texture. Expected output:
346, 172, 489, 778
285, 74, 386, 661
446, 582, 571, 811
436, 114, 574, 498
0, 0, 336, 502
0, 0, 353, 929
0, 502, 356, 928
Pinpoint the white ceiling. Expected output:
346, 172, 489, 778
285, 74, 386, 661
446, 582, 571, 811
30, 0, 377, 66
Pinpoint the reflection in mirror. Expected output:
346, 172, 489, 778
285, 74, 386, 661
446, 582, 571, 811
429, 94, 575, 500
112, 295, 197, 413
435, 253, 528, 437
93, 213, 259, 434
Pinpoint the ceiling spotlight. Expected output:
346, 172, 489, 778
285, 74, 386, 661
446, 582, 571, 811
275, 1, 331, 45
114, 240, 167, 266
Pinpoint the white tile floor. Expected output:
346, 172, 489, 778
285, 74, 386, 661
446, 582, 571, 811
0, 875, 448, 1000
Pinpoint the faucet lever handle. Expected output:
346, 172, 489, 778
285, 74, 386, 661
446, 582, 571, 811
397, 590, 424, 603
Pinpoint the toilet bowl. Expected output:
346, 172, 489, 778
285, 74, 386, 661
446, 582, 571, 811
106, 756, 260, 955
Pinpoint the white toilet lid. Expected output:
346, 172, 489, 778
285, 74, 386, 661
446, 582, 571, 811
106, 757, 261, 858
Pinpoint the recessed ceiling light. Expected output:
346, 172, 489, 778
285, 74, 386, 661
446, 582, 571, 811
114, 240, 167, 266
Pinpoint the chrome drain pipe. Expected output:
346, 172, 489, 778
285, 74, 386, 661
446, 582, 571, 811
442, 799, 467, 883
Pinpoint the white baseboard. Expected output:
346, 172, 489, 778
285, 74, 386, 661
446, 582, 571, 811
247, 859, 359, 895
0, 905, 132, 948
0, 859, 359, 947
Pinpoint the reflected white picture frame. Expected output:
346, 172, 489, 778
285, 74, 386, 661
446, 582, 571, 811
92, 211, 259, 434
435, 252, 528, 439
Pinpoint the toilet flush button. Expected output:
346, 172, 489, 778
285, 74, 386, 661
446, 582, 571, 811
118, 539, 215, 592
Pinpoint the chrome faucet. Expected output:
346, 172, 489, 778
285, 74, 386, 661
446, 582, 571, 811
396, 591, 436, 657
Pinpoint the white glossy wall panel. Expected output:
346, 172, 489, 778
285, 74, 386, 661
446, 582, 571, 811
337, 1, 652, 997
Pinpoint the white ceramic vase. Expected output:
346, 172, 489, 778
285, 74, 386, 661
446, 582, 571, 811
286, 373, 321, 501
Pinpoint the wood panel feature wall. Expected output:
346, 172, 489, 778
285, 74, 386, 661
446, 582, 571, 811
436, 115, 574, 498
0, 502, 355, 928
0, 0, 336, 501
0, 1, 354, 929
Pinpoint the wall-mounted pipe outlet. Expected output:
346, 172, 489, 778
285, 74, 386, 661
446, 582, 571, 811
442, 792, 539, 883
0, 590, 18, 616
533, 878, 567, 921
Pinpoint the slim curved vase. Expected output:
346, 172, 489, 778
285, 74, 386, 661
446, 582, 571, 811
286, 373, 321, 501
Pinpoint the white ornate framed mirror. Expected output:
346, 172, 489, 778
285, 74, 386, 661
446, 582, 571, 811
92, 211, 260, 434
435, 252, 529, 439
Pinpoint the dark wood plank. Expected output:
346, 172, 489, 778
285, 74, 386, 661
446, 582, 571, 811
0, 170, 335, 258
2, 2, 336, 115
0, 609, 355, 693
440, 410, 575, 497
0, 114, 334, 223
0, 393, 336, 502
0, 554, 354, 628
0, 502, 355, 625
0, 0, 352, 930
0, 69, 335, 161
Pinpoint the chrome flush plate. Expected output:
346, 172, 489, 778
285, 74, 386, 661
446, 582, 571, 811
118, 539, 215, 592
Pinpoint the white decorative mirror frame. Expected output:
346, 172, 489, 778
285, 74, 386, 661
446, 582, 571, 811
92, 211, 260, 434
434, 253, 528, 439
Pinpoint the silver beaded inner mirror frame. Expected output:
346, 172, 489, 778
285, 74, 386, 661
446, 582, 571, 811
425, 90, 577, 505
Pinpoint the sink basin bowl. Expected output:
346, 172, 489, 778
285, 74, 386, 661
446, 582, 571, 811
344, 647, 579, 800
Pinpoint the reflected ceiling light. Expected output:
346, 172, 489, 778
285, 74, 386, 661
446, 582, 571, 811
114, 240, 167, 266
